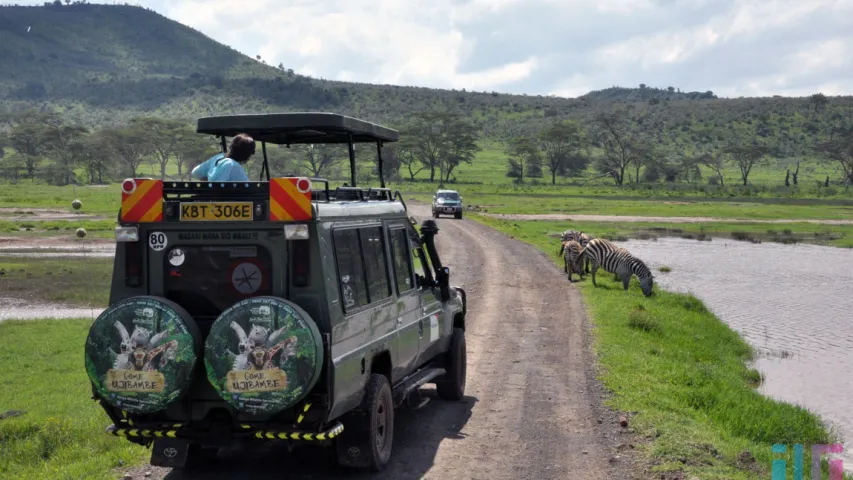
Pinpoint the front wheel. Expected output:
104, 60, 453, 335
436, 327, 466, 401
454, 212, 462, 219
336, 374, 394, 472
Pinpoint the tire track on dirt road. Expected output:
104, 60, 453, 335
125, 206, 635, 480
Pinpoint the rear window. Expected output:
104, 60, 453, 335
164, 245, 273, 318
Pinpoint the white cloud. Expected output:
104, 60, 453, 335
9, 0, 853, 97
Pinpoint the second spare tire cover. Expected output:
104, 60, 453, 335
85, 296, 202, 414
204, 296, 324, 414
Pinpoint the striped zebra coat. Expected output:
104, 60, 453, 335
578, 232, 592, 274
562, 240, 584, 281
557, 229, 583, 257
581, 238, 654, 296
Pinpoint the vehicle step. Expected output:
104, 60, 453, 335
392, 367, 446, 407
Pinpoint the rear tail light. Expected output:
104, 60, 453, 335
292, 240, 310, 287
125, 239, 143, 287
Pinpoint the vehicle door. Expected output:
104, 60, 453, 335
329, 225, 396, 408
411, 236, 443, 367
387, 225, 421, 379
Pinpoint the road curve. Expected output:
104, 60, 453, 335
128, 203, 636, 480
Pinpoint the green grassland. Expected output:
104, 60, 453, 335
469, 213, 852, 479
0, 319, 149, 480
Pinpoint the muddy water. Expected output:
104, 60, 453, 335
0, 297, 102, 322
619, 237, 853, 469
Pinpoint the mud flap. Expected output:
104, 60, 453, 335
335, 409, 372, 468
150, 438, 188, 468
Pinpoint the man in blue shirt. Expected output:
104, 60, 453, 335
192, 133, 256, 182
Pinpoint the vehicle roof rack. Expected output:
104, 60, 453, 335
196, 112, 399, 145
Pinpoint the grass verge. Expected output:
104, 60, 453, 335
0, 319, 149, 480
0, 256, 113, 306
471, 217, 853, 249
470, 212, 851, 479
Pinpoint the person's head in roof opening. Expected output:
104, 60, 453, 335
227, 133, 256, 164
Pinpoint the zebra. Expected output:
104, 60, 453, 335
562, 240, 584, 282
581, 238, 654, 297
557, 229, 583, 257
578, 232, 593, 274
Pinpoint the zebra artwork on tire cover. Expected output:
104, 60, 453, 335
581, 238, 654, 297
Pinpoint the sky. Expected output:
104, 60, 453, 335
18, 0, 853, 98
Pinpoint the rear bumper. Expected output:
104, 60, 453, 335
105, 421, 344, 443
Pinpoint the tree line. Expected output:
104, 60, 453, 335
502, 97, 853, 187
1, 103, 851, 188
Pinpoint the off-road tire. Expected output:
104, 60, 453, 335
454, 212, 462, 219
336, 374, 394, 472
436, 327, 466, 401
433, 211, 439, 218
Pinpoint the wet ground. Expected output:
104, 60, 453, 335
0, 296, 103, 321
617, 237, 853, 470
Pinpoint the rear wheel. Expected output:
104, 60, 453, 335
436, 327, 466, 401
336, 374, 394, 472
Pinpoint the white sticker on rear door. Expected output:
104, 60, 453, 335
430, 314, 439, 343
149, 231, 167, 251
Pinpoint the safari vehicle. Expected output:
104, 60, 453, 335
432, 189, 463, 219
84, 112, 468, 472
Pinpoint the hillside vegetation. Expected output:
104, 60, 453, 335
1, 3, 852, 194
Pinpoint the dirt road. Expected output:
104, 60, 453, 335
125, 204, 638, 480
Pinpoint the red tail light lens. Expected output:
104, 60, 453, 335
292, 240, 310, 287
125, 240, 143, 287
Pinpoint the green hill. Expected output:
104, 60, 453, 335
6, 3, 846, 135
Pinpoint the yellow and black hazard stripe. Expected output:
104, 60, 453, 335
296, 402, 312, 425
252, 422, 344, 442
106, 424, 183, 438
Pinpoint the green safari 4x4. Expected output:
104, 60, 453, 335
84, 113, 468, 472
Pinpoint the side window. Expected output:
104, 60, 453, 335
389, 228, 414, 294
333, 229, 368, 311
359, 226, 392, 303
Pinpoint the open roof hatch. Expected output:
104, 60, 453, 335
196, 112, 400, 188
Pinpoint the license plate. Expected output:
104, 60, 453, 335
444, 207, 454, 213
179, 202, 254, 221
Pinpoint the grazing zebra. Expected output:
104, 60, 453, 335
558, 229, 583, 256
581, 238, 654, 297
562, 240, 584, 281
578, 232, 593, 274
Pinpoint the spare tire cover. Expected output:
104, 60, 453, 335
85, 296, 201, 414
204, 296, 324, 415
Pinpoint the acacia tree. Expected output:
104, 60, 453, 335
8, 110, 55, 179
440, 118, 480, 183
295, 144, 343, 177
100, 125, 152, 177
505, 136, 541, 184
130, 117, 184, 179
539, 120, 584, 185
42, 116, 89, 185
725, 144, 770, 186
816, 127, 853, 185
592, 110, 650, 185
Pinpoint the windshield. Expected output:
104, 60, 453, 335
437, 192, 459, 200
